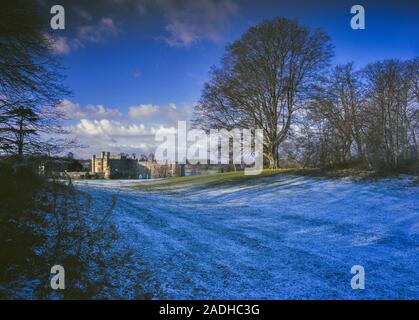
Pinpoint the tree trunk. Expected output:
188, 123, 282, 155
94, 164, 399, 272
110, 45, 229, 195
268, 143, 279, 168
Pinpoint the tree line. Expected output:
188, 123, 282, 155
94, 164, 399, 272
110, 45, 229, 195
193, 17, 418, 171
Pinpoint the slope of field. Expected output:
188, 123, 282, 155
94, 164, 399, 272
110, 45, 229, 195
75, 174, 419, 299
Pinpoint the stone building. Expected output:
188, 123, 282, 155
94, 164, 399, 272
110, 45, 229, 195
138, 160, 184, 179
92, 152, 140, 179
91, 151, 185, 179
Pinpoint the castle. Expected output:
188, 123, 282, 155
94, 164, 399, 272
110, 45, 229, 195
91, 152, 184, 179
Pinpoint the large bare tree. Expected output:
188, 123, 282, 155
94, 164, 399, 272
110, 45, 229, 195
193, 17, 333, 168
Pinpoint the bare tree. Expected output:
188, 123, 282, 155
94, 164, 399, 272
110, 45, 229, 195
0, 0, 70, 157
193, 17, 333, 168
362, 59, 417, 169
284, 58, 418, 171
406, 58, 419, 160
308, 63, 364, 165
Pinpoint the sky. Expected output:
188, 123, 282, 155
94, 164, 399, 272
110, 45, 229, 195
38, 0, 419, 159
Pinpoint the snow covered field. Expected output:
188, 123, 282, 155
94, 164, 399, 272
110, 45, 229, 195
74, 175, 419, 299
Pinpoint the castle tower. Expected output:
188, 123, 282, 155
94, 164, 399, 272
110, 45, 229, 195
101, 151, 106, 172
104, 152, 111, 179
91, 154, 96, 173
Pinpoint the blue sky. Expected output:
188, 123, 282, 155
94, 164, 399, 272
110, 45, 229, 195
43, 0, 418, 158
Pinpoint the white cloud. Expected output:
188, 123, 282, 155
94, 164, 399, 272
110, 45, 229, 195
128, 104, 159, 119
74, 119, 147, 137
59, 98, 195, 158
59, 100, 192, 124
150, 125, 177, 135
71, 119, 178, 139
64, 119, 173, 158
58, 99, 122, 120
85, 104, 122, 118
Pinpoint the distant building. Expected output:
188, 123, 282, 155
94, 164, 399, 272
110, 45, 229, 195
137, 160, 184, 179
92, 152, 139, 179
91, 151, 185, 179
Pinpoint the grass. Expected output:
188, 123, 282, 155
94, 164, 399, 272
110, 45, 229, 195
131, 166, 401, 192
133, 168, 319, 192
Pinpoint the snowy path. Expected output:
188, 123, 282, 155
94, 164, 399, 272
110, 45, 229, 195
75, 175, 419, 299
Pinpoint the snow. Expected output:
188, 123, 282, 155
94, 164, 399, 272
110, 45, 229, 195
73, 178, 163, 189
74, 175, 419, 299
